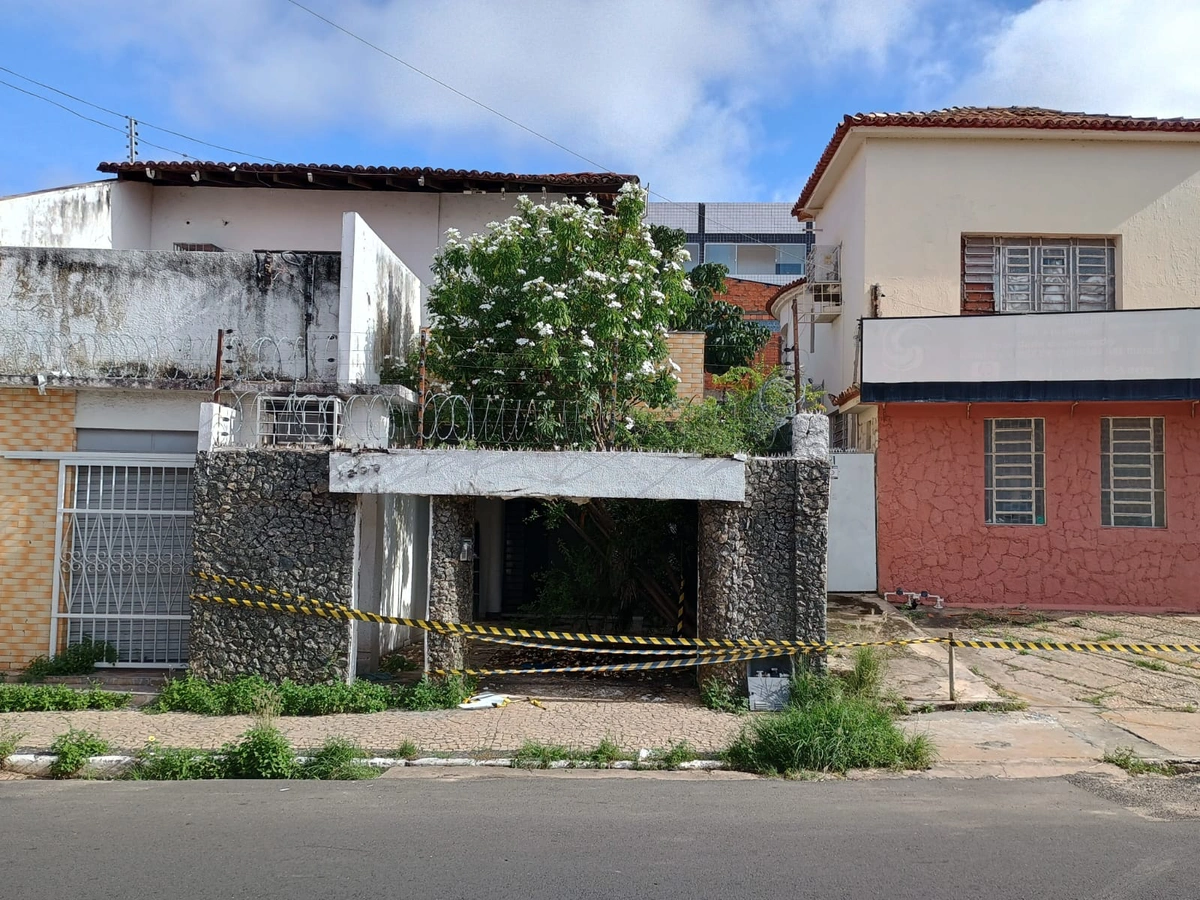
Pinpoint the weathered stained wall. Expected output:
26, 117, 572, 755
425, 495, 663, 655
427, 496, 474, 671
0, 388, 75, 671
0, 182, 115, 249
0, 247, 341, 381
339, 212, 420, 384
698, 445, 830, 689
877, 401, 1200, 611
189, 450, 358, 683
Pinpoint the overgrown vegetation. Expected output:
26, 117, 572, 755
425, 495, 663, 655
0, 683, 131, 712
151, 674, 474, 716
1134, 658, 1168, 672
128, 730, 381, 781
700, 677, 749, 714
0, 728, 23, 763
512, 737, 691, 769
1103, 747, 1178, 776
670, 260, 769, 375
513, 740, 574, 769
722, 649, 935, 776
48, 729, 110, 778
22, 638, 118, 682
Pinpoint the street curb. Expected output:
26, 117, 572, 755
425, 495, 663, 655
1, 753, 727, 778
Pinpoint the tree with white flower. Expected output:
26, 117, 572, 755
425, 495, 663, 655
424, 184, 693, 448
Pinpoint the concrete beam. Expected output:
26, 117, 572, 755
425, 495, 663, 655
329, 449, 746, 501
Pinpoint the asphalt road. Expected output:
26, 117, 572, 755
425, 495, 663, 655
2, 770, 1197, 900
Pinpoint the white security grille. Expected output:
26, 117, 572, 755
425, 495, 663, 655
257, 394, 342, 446
1101, 417, 1166, 527
53, 462, 194, 666
984, 419, 1045, 525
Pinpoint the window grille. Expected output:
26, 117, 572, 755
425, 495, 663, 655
256, 395, 341, 446
984, 418, 1045, 525
830, 412, 858, 450
962, 237, 1115, 313
1101, 417, 1165, 527
173, 242, 223, 252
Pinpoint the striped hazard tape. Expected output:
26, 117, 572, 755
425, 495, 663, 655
191, 573, 1200, 657
431, 646, 795, 677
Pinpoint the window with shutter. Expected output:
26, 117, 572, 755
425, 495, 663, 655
962, 237, 1115, 313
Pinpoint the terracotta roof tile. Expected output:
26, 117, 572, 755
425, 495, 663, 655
792, 106, 1200, 215
97, 161, 637, 193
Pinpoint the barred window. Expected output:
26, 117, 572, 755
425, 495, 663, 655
962, 237, 1115, 313
1101, 418, 1165, 528
985, 418, 1045, 525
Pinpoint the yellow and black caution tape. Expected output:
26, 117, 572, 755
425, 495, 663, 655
951, 638, 1200, 654
431, 646, 796, 677
191, 573, 1200, 657
463, 631, 796, 657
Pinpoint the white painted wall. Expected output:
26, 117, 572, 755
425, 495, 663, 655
864, 136, 1200, 318
76, 389, 208, 431
827, 452, 876, 592
338, 212, 421, 384
0, 182, 115, 248
800, 131, 1200, 399
862, 307, 1200, 385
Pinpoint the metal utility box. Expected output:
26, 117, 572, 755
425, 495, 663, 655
747, 656, 794, 711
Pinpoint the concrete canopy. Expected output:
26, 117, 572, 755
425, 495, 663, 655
329, 449, 746, 501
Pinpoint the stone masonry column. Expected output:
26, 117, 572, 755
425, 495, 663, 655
696, 414, 831, 692
427, 496, 475, 673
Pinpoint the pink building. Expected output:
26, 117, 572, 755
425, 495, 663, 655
773, 109, 1200, 611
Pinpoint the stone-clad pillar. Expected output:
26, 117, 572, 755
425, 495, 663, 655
427, 496, 475, 672
697, 414, 831, 692
189, 450, 357, 685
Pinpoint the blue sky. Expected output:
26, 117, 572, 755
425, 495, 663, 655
1, 0, 1196, 203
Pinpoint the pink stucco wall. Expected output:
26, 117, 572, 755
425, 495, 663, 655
876, 401, 1200, 612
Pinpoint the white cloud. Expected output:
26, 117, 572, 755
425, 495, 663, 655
956, 0, 1200, 117
17, 0, 937, 199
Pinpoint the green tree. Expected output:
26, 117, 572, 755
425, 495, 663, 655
424, 185, 693, 448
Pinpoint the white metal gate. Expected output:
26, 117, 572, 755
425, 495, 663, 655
51, 459, 195, 666
828, 452, 877, 592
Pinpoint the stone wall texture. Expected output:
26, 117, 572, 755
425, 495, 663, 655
698, 453, 830, 688
427, 496, 475, 672
190, 450, 357, 683
877, 401, 1200, 612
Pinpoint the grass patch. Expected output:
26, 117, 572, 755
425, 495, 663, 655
300, 737, 380, 780
0, 683, 131, 712
1134, 659, 1168, 672
0, 727, 24, 763
394, 739, 419, 760
1094, 630, 1123, 642
965, 699, 1029, 712
1064, 618, 1084, 628
48, 729, 110, 778
1078, 691, 1111, 708
513, 740, 574, 769
723, 650, 934, 777
1103, 747, 1178, 776
587, 737, 630, 766
21, 638, 117, 682
700, 678, 748, 714
650, 741, 695, 769
129, 741, 225, 780
151, 674, 475, 716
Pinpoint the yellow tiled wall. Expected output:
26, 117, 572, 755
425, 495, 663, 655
0, 388, 75, 671
666, 331, 706, 406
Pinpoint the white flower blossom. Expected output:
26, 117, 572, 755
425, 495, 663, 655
624, 416, 635, 431
515, 337, 531, 346
639, 360, 656, 376
607, 301, 622, 309
553, 290, 567, 300
580, 334, 595, 348
669, 359, 681, 372
535, 322, 554, 337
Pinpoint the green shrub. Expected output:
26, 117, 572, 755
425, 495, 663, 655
154, 675, 457, 716
130, 741, 225, 780
724, 675, 934, 776
49, 729, 110, 778
394, 739, 419, 760
391, 676, 475, 711
378, 653, 418, 674
221, 724, 297, 779
301, 737, 380, 780
0, 683, 131, 712
1103, 747, 1177, 776
278, 680, 391, 716
700, 677, 748, 714
22, 638, 118, 682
